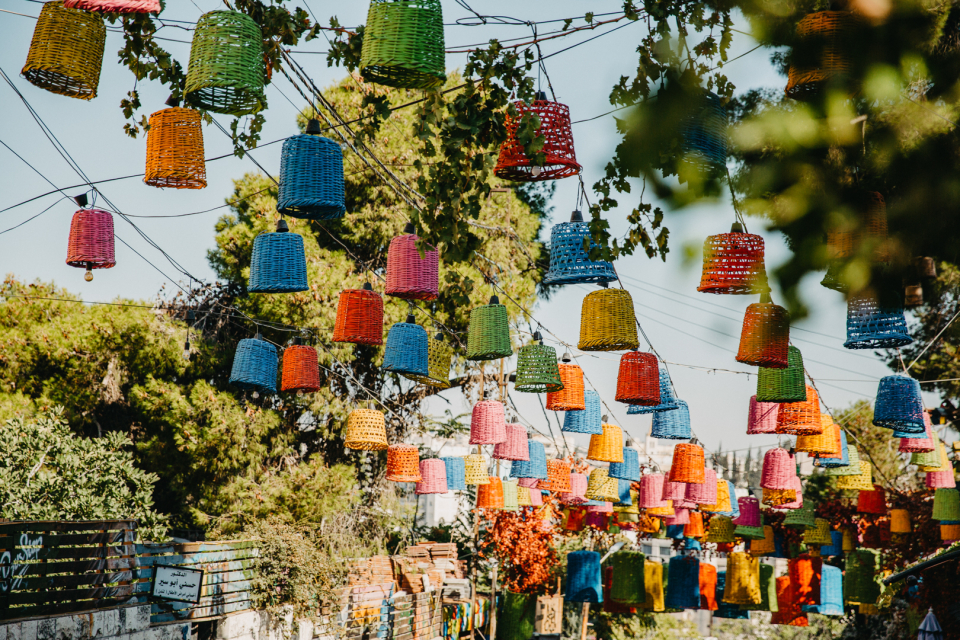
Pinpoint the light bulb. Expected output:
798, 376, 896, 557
252, 391, 260, 399
297, 390, 304, 398
531, 165, 542, 177
182, 349, 191, 361
84, 268, 93, 282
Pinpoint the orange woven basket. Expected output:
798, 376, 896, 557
615, 351, 660, 406
144, 107, 207, 189
776, 385, 823, 435
762, 487, 797, 507
477, 476, 505, 509
280, 344, 321, 394
546, 363, 585, 410
736, 298, 790, 368
544, 458, 572, 492
684, 511, 705, 538
646, 500, 674, 517
669, 443, 705, 484
386, 444, 422, 482
796, 413, 835, 454
890, 509, 911, 534
698, 224, 767, 294
785, 11, 860, 102
587, 423, 624, 463
332, 286, 384, 345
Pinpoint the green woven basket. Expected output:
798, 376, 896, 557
783, 502, 816, 529
734, 525, 766, 540
360, 0, 446, 89
756, 346, 806, 402
185, 10, 267, 116
827, 444, 862, 476
740, 563, 777, 612
498, 591, 536, 640
466, 301, 512, 361
610, 550, 647, 604
514, 341, 563, 392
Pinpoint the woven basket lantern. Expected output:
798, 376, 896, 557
926, 444, 956, 489
359, 0, 445, 89
796, 415, 836, 455
542, 210, 617, 285
762, 486, 797, 508
514, 336, 563, 393
785, 11, 859, 101
477, 477, 504, 509
912, 432, 943, 470
679, 90, 729, 173
761, 448, 796, 490
578, 289, 640, 352
587, 423, 624, 463
713, 573, 750, 619
647, 500, 675, 518
747, 396, 779, 434
229, 336, 278, 395
509, 441, 548, 479
889, 509, 911, 534
415, 463, 449, 499
811, 415, 843, 459
685, 471, 717, 508
669, 443, 705, 484
788, 556, 822, 607
784, 502, 816, 528
64, 0, 159, 11
184, 11, 266, 116
837, 460, 874, 491
563, 390, 602, 434
603, 474, 622, 502
610, 446, 641, 482
385, 227, 439, 300
844, 294, 913, 349
502, 480, 519, 511
629, 366, 681, 415
586, 501, 614, 516
932, 488, 960, 521
66, 207, 115, 278
817, 429, 851, 468
464, 454, 490, 485
332, 285, 384, 345
516, 485, 532, 507
873, 375, 925, 433
499, 591, 536, 640
857, 485, 886, 515
705, 516, 736, 543
684, 511, 706, 538
811, 565, 844, 616
750, 526, 776, 555
609, 551, 646, 605
277, 123, 345, 220
493, 423, 530, 461
804, 519, 834, 546
280, 343, 320, 394
733, 496, 762, 529
144, 107, 206, 189
698, 223, 767, 294
651, 399, 692, 440
827, 442, 862, 476
699, 563, 719, 611
249, 220, 308, 293
495, 94, 581, 182
615, 351, 660, 406
771, 576, 808, 626
565, 551, 602, 603
701, 478, 733, 513
386, 445, 421, 482
382, 317, 429, 377
942, 524, 960, 541
344, 408, 388, 450
661, 470, 690, 501
639, 473, 666, 509
756, 346, 806, 402
547, 361, 586, 410
562, 472, 589, 504
900, 413, 935, 453
544, 459, 572, 492
615, 483, 638, 510
665, 555, 700, 610
723, 552, 760, 605
736, 297, 790, 368
469, 400, 506, 445
741, 563, 777, 613
441, 456, 466, 490
586, 468, 612, 501
820, 530, 844, 556
466, 296, 512, 360
401, 332, 453, 388
22, 2, 105, 100
776, 386, 823, 435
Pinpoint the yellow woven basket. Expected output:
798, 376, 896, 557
577, 289, 640, 351
22, 2, 105, 100
587, 423, 624, 463
344, 408, 388, 450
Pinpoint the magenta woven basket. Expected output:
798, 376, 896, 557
639, 473, 667, 508
747, 396, 779, 434
686, 469, 718, 504
665, 508, 690, 525
385, 231, 439, 301
587, 501, 613, 514
469, 400, 506, 445
493, 423, 530, 461
66, 208, 116, 270
562, 472, 589, 504
415, 459, 448, 494
64, 0, 160, 12
761, 448, 796, 490
661, 475, 687, 502
733, 496, 761, 527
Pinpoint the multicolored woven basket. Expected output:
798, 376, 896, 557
736, 298, 790, 368
22, 2, 105, 100
360, 0, 446, 89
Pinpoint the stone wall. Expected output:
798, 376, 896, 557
0, 605, 190, 640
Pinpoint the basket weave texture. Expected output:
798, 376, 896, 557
144, 108, 206, 189
804, 519, 834, 546
736, 302, 790, 368
680, 90, 728, 172
733, 496, 761, 528
477, 477, 504, 509
701, 478, 732, 513
844, 294, 912, 349
22, 2, 105, 100
332, 289, 384, 345
441, 456, 466, 490
502, 480, 519, 511
544, 459, 572, 492
360, 0, 446, 89
587, 423, 624, 463
66, 209, 115, 269
827, 443, 862, 476
280, 345, 320, 393
942, 524, 960, 541
495, 99, 581, 181
516, 485, 532, 507
639, 473, 666, 509
932, 488, 960, 521
665, 555, 701, 609
469, 400, 506, 445
776, 385, 822, 435
566, 551, 602, 603
64, 0, 160, 11
562, 389, 601, 434
229, 337, 278, 394
890, 509, 911, 534
543, 218, 617, 285
761, 448, 796, 490
899, 412, 934, 453
609, 447, 641, 482
651, 399, 691, 439
578, 289, 640, 351
344, 408, 388, 450
771, 576, 808, 626
747, 396, 779, 434
817, 430, 851, 468
385, 233, 439, 300
514, 343, 563, 393
277, 134, 345, 220
913, 433, 943, 470
509, 441, 547, 479
464, 454, 489, 485
873, 375, 925, 433
757, 346, 806, 401
249, 231, 308, 293
669, 443, 705, 484
925, 444, 956, 489
586, 468, 612, 501
762, 487, 797, 507
185, 11, 266, 116
706, 516, 736, 543
686, 468, 718, 504
562, 472, 588, 504
684, 511, 705, 538
610, 551, 646, 604
837, 460, 873, 490
466, 303, 512, 360
382, 322, 429, 377
629, 367, 681, 414
547, 364, 586, 410
784, 501, 816, 528
785, 11, 859, 101
797, 414, 836, 455
615, 351, 660, 405
401, 335, 452, 388
698, 230, 766, 294
750, 526, 776, 555
386, 444, 422, 482
493, 424, 530, 461
723, 552, 760, 605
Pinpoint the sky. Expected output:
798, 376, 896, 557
0, 0, 944, 460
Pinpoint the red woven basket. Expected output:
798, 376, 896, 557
385, 229, 439, 301
857, 484, 886, 514
64, 0, 160, 11
281, 344, 320, 393
494, 95, 581, 182
736, 299, 790, 368
66, 208, 116, 271
698, 225, 767, 294
615, 351, 660, 406
332, 286, 384, 345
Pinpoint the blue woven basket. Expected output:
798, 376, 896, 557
229, 336, 278, 394
803, 565, 843, 616
565, 551, 602, 603
442, 456, 467, 491
382, 321, 429, 377
628, 368, 680, 414
873, 375, 925, 433
651, 399, 691, 439
819, 530, 844, 557
248, 228, 308, 293
509, 441, 547, 479
680, 91, 728, 172
666, 525, 685, 539
714, 573, 750, 619
685, 537, 702, 551
610, 447, 641, 481
844, 295, 913, 349
815, 430, 850, 468
562, 389, 602, 434
615, 478, 633, 506
277, 132, 345, 220
665, 555, 700, 609
542, 210, 617, 286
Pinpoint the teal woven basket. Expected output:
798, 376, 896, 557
360, 0, 446, 89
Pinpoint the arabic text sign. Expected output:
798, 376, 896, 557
152, 565, 204, 603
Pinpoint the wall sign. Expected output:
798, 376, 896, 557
152, 566, 204, 603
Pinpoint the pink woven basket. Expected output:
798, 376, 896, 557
639, 473, 667, 508
686, 469, 718, 504
562, 472, 588, 504
927, 466, 957, 489
493, 423, 530, 461
900, 413, 935, 453
661, 473, 687, 502
66, 208, 116, 270
64, 0, 160, 12
747, 395, 779, 434
519, 478, 544, 506
780, 475, 804, 510
385, 232, 439, 301
469, 400, 506, 444
665, 508, 690, 525
587, 501, 613, 514
761, 448, 796, 490
733, 496, 762, 527
415, 459, 448, 494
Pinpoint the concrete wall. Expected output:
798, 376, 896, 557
0, 605, 189, 640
